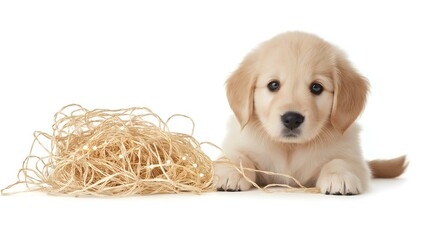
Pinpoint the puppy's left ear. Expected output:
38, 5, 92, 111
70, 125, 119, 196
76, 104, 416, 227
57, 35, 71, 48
331, 53, 369, 133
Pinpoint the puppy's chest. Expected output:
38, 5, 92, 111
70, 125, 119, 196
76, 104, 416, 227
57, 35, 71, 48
250, 145, 327, 185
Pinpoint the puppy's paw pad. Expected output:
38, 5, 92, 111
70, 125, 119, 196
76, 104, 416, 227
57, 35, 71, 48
317, 172, 362, 196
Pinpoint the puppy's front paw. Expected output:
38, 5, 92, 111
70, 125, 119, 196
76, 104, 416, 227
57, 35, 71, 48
316, 172, 362, 196
214, 162, 254, 192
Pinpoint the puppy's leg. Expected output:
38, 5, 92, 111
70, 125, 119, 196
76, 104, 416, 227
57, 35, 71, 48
316, 159, 370, 195
214, 154, 256, 192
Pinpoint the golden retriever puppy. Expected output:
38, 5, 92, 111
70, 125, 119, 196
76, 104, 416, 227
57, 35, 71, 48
215, 32, 407, 195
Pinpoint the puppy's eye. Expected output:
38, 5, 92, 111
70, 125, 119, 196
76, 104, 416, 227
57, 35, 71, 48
310, 82, 324, 95
267, 80, 280, 92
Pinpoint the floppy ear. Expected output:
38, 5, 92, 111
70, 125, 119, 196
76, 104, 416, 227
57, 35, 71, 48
226, 55, 257, 128
331, 54, 369, 133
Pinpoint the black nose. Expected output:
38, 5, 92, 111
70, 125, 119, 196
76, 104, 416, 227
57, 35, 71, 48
281, 112, 305, 130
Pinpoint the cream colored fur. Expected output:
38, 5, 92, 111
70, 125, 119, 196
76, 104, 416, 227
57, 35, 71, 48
215, 32, 404, 195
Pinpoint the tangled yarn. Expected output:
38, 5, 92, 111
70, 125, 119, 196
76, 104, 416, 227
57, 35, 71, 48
1, 104, 214, 196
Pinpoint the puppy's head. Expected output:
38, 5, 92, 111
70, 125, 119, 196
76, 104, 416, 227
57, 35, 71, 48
226, 32, 368, 143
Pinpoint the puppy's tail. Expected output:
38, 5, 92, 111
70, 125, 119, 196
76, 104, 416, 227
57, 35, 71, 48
368, 155, 408, 178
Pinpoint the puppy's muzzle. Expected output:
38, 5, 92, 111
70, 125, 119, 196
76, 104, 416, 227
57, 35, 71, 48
281, 112, 305, 130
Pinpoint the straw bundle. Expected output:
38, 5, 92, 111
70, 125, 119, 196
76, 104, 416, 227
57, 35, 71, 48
1, 104, 214, 196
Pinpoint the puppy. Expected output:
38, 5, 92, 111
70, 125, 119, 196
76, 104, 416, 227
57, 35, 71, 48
215, 32, 407, 195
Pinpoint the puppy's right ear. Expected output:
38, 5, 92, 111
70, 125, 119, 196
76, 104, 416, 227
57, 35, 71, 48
226, 55, 257, 128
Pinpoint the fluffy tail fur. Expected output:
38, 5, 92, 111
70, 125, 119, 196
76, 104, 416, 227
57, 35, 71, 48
368, 155, 408, 178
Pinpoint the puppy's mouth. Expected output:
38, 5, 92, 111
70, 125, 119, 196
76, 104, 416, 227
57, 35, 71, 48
282, 129, 301, 138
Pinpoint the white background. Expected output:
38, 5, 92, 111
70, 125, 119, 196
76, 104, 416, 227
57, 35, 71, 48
1, 1, 427, 239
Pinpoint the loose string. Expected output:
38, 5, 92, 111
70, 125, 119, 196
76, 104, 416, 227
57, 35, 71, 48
203, 143, 320, 193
